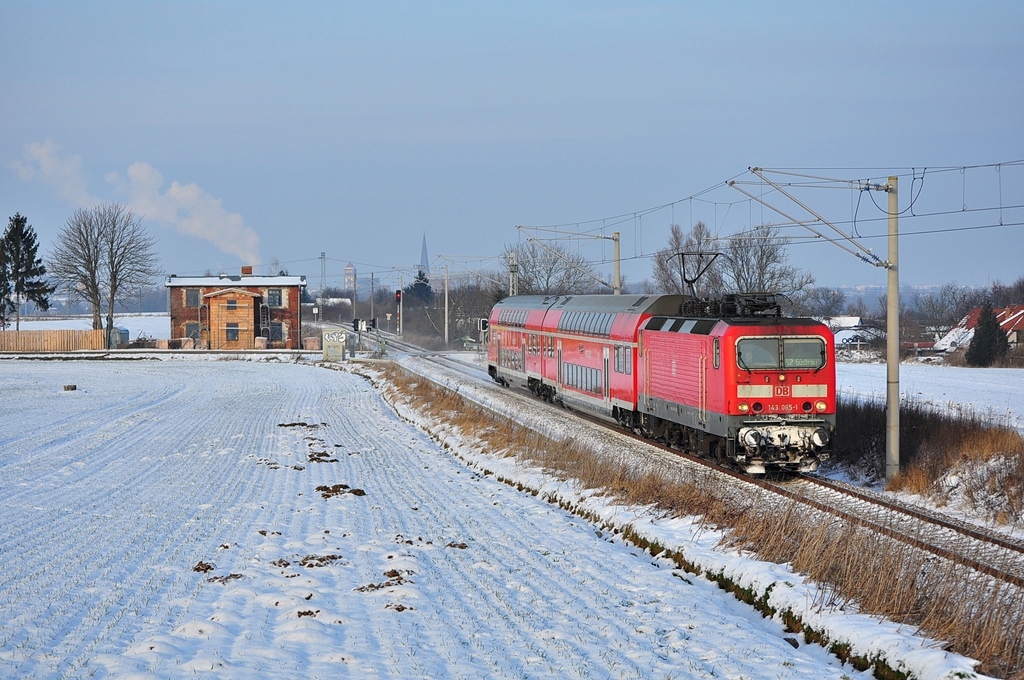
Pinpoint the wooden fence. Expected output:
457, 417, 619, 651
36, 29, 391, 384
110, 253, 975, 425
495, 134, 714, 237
0, 329, 107, 352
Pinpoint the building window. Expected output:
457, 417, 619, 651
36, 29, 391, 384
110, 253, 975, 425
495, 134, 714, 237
226, 323, 239, 342
227, 299, 237, 310
270, 322, 283, 341
185, 288, 200, 307
267, 289, 282, 307
185, 323, 199, 339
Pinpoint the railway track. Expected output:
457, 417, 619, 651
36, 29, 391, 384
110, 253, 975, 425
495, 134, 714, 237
379, 341, 1024, 590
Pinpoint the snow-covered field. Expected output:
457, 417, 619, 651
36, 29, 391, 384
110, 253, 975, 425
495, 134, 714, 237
837, 362, 1024, 432
0, 357, 889, 679
15, 314, 171, 340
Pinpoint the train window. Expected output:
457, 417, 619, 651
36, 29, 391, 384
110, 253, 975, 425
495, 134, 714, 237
783, 338, 827, 369
647, 317, 667, 331
614, 346, 622, 373
737, 338, 780, 370
713, 338, 720, 369
625, 348, 632, 375
669, 319, 685, 332
602, 314, 613, 337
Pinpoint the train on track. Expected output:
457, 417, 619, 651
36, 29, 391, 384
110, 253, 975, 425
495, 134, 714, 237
486, 293, 835, 474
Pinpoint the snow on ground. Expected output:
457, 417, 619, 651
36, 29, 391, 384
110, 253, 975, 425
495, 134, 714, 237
397, 352, 992, 680
15, 314, 171, 340
836, 362, 1024, 431
1, 357, 876, 679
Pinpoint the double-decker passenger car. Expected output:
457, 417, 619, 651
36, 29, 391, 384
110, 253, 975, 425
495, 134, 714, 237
487, 293, 835, 474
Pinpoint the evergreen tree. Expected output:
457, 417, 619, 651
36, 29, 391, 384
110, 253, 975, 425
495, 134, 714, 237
3, 214, 53, 330
965, 301, 1009, 367
0, 242, 12, 328
404, 270, 434, 306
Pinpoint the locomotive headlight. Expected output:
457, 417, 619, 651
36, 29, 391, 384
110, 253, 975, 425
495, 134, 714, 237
812, 428, 830, 448
737, 402, 750, 413
815, 400, 828, 412
778, 374, 786, 382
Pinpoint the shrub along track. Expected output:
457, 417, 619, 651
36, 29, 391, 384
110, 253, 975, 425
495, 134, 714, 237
390, 348, 1024, 678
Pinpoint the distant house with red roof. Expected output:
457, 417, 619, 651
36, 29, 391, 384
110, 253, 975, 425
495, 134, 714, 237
934, 305, 1024, 352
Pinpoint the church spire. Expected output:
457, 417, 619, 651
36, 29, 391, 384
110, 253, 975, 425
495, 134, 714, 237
420, 233, 430, 276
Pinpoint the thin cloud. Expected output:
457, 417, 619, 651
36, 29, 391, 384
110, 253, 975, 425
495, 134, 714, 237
9, 139, 97, 207
107, 162, 262, 265
10, 139, 262, 265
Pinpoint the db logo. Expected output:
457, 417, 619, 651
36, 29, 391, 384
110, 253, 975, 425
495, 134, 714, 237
774, 385, 791, 397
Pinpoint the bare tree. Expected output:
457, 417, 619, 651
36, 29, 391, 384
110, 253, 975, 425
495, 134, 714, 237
913, 283, 987, 332
721, 225, 814, 299
801, 287, 847, 317
991, 276, 1024, 307
503, 241, 605, 296
100, 203, 159, 334
650, 222, 724, 297
49, 208, 105, 329
49, 203, 159, 333
845, 297, 869, 319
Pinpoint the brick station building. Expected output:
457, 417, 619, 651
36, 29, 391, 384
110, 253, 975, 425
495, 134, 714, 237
165, 267, 307, 349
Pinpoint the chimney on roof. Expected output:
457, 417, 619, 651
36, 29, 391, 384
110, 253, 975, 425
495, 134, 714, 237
241, 266, 253, 277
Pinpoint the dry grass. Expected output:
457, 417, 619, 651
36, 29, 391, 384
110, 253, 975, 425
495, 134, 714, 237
378, 363, 1024, 677
833, 396, 1024, 524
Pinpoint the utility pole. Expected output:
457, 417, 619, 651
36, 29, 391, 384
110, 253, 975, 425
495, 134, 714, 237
444, 264, 449, 346
399, 275, 404, 336
509, 251, 518, 297
612, 232, 621, 294
319, 252, 326, 311
886, 176, 900, 483
370, 272, 374, 322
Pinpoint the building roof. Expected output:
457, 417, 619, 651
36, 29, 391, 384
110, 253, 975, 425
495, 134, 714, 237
935, 304, 1024, 350
202, 288, 262, 298
494, 294, 685, 315
165, 275, 306, 287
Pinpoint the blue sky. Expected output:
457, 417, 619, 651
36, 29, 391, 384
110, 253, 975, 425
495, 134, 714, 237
2, 1, 1022, 292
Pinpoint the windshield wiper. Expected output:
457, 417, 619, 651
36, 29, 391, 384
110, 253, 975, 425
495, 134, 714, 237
737, 351, 751, 373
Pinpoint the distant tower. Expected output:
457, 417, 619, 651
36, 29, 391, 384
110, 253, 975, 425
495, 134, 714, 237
420, 233, 430, 276
344, 263, 356, 292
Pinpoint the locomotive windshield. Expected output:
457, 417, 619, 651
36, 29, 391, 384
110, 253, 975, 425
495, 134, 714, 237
736, 337, 826, 370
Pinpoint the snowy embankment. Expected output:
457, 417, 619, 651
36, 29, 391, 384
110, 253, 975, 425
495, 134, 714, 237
396, 353, 993, 680
1, 357, 877, 679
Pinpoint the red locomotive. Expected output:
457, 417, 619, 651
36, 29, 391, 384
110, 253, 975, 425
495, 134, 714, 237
487, 293, 835, 474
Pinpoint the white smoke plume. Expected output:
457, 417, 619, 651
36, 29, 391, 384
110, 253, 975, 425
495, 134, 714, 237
107, 162, 261, 265
11, 139, 262, 265
9, 139, 97, 207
